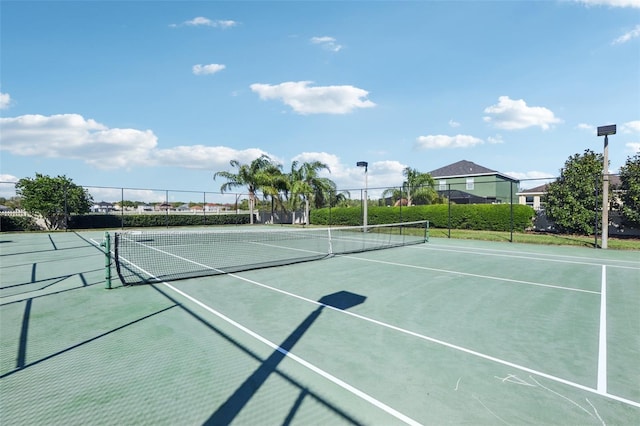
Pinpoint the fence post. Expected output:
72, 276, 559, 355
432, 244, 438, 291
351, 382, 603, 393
510, 181, 514, 243
594, 174, 599, 248
448, 184, 451, 238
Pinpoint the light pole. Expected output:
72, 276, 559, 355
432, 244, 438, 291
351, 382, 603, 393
597, 124, 616, 249
357, 161, 368, 230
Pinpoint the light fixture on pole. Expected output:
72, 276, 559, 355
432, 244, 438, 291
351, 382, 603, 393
357, 161, 368, 230
597, 124, 616, 249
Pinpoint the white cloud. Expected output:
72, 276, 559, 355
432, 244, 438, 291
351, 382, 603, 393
291, 152, 341, 176
310, 36, 343, 52
289, 153, 407, 191
0, 92, 11, 109
448, 119, 461, 128
0, 114, 276, 171
250, 81, 376, 115
155, 146, 272, 170
506, 171, 556, 189
192, 64, 226, 75
487, 135, 504, 144
577, 123, 595, 132
0, 114, 156, 168
0, 175, 19, 198
626, 142, 640, 153
171, 17, 238, 28
483, 96, 562, 130
0, 174, 18, 183
613, 24, 640, 44
621, 120, 640, 133
415, 134, 484, 149
506, 170, 555, 181
575, 0, 640, 8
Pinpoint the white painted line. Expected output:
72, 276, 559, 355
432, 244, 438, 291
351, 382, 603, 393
114, 250, 422, 425
597, 265, 607, 394
345, 255, 600, 295
161, 281, 423, 426
217, 273, 640, 409
411, 246, 640, 270
112, 239, 640, 409
416, 244, 640, 269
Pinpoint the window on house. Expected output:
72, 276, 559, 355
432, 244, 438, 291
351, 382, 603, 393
525, 196, 534, 207
466, 178, 474, 190
439, 180, 447, 191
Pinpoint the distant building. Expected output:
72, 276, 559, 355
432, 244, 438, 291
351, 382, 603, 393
517, 175, 622, 211
430, 160, 519, 204
137, 204, 153, 213
517, 184, 548, 211
91, 201, 115, 213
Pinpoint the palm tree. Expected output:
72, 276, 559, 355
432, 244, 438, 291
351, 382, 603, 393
381, 167, 438, 206
331, 190, 352, 207
403, 167, 438, 205
213, 155, 282, 224
288, 160, 334, 225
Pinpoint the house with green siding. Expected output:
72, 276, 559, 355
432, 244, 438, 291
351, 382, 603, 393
430, 160, 519, 204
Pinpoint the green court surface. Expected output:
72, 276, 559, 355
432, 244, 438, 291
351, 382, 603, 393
1, 230, 639, 425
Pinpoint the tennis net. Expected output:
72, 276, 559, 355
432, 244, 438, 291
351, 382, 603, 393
114, 220, 428, 285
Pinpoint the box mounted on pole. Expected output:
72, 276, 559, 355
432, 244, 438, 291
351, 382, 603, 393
597, 125, 616, 136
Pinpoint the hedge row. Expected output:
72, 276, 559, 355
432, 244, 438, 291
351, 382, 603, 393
68, 214, 253, 229
0, 214, 253, 231
311, 204, 536, 232
0, 216, 40, 232
2, 205, 535, 232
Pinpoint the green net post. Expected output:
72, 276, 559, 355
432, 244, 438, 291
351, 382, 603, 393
425, 220, 430, 242
100, 231, 112, 289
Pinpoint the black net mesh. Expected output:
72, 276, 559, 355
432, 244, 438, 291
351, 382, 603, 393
114, 221, 428, 285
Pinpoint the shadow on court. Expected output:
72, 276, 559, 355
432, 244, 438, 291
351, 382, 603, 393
205, 291, 367, 425
150, 285, 367, 425
0, 304, 179, 379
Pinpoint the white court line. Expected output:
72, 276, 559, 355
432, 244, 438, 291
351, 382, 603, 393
228, 273, 640, 409
417, 243, 640, 269
414, 245, 640, 270
162, 281, 422, 426
597, 265, 607, 394
109, 240, 640, 410
113, 250, 422, 425
345, 255, 600, 295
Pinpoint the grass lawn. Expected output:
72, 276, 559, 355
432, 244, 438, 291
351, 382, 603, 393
428, 228, 640, 250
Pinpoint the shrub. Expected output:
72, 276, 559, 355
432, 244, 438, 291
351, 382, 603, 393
0, 215, 40, 232
66, 213, 253, 229
311, 204, 535, 232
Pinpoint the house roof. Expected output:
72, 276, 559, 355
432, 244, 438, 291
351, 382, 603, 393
517, 175, 622, 194
518, 184, 549, 194
430, 160, 518, 182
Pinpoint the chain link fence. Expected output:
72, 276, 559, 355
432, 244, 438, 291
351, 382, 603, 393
1, 175, 637, 238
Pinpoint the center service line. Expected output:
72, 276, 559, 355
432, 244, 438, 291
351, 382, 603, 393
161, 281, 423, 426
597, 265, 607, 394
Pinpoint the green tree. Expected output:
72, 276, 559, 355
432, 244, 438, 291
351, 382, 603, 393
381, 167, 438, 206
330, 190, 352, 208
544, 149, 603, 235
214, 155, 282, 224
15, 174, 93, 230
404, 167, 439, 205
619, 153, 640, 227
288, 160, 335, 225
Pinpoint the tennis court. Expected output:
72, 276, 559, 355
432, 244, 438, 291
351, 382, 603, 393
1, 228, 639, 425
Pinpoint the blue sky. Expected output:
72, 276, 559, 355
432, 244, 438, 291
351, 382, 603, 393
1, 0, 639, 203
